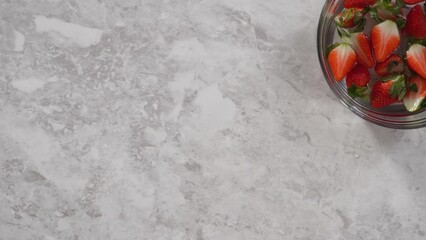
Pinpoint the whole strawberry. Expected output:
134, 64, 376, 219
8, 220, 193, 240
344, 0, 376, 8
405, 5, 426, 39
374, 54, 404, 77
370, 74, 407, 108
335, 8, 364, 28
346, 64, 370, 88
346, 64, 370, 99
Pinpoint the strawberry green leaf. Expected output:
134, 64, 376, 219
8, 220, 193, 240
361, 7, 371, 15
395, 17, 406, 29
351, 18, 367, 33
370, 0, 404, 23
348, 85, 370, 100
396, 0, 406, 8
369, 8, 382, 22
326, 43, 342, 57
354, 14, 364, 25
408, 38, 426, 47
388, 75, 407, 100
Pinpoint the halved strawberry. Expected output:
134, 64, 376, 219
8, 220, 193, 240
344, 0, 376, 8
407, 44, 426, 79
342, 32, 375, 68
370, 74, 406, 108
335, 8, 364, 28
404, 0, 424, 5
405, 5, 426, 39
403, 75, 426, 112
328, 43, 357, 81
346, 64, 370, 99
374, 54, 404, 77
371, 20, 400, 63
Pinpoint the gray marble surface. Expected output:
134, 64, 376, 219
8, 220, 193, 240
1, 0, 426, 239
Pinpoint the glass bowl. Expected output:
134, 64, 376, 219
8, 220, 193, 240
317, 0, 426, 129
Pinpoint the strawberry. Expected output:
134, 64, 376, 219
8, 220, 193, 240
344, 0, 376, 8
335, 8, 364, 28
342, 32, 375, 68
404, 0, 424, 5
374, 54, 404, 77
370, 74, 406, 108
371, 20, 400, 63
346, 64, 370, 99
407, 44, 426, 79
369, 1, 406, 30
405, 5, 426, 39
327, 43, 357, 81
403, 75, 426, 112
346, 64, 370, 88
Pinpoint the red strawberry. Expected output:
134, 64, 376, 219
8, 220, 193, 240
346, 64, 370, 88
343, 32, 375, 68
328, 43, 357, 81
404, 0, 424, 5
344, 0, 376, 8
346, 64, 370, 99
374, 54, 404, 77
407, 44, 426, 79
334, 8, 364, 28
371, 20, 400, 63
370, 74, 406, 108
405, 5, 426, 39
403, 75, 426, 112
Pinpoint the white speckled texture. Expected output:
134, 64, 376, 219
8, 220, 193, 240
1, 0, 426, 239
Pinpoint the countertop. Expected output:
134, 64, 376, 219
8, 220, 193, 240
1, 0, 426, 239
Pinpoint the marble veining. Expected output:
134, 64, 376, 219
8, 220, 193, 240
0, 0, 426, 239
